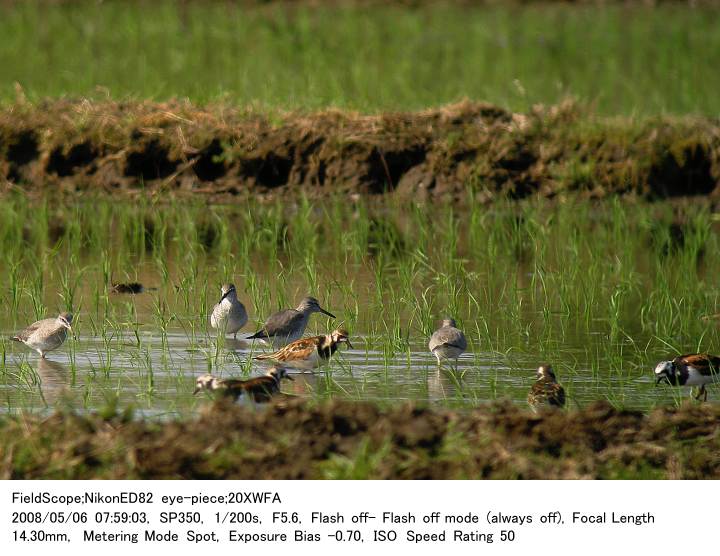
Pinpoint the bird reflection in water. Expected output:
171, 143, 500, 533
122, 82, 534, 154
427, 367, 462, 402
36, 358, 70, 405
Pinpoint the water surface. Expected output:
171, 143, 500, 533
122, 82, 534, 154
0, 197, 715, 415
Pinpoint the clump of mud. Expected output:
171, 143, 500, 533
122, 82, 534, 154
1, 99, 718, 202
1, 400, 718, 479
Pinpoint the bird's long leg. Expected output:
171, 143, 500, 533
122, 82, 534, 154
693, 385, 707, 402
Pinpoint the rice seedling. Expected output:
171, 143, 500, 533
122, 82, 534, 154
0, 195, 719, 415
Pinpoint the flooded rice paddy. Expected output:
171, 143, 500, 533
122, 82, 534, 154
1, 195, 718, 416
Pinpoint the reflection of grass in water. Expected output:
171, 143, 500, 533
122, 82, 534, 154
1, 3, 720, 115
1, 195, 720, 411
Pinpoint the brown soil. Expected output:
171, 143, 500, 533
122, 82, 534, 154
2, 399, 719, 479
1, 1, 712, 7
1, 99, 719, 203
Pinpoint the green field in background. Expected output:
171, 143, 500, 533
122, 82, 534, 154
0, 2, 718, 114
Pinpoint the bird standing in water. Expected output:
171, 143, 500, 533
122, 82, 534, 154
210, 283, 248, 338
254, 329, 352, 369
248, 296, 335, 348
11, 312, 73, 359
654, 353, 720, 402
193, 366, 293, 403
527, 364, 566, 409
428, 318, 467, 367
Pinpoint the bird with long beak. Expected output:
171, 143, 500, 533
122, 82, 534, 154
254, 329, 352, 369
527, 364, 566, 409
193, 366, 293, 403
11, 312, 73, 359
654, 353, 720, 402
247, 296, 335, 348
210, 283, 248, 338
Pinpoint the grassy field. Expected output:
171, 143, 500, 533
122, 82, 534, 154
0, 1, 718, 115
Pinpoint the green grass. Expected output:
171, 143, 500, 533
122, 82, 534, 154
0, 1, 719, 115
0, 194, 719, 414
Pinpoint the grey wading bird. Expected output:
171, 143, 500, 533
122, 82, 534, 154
254, 329, 352, 369
428, 318, 467, 367
248, 296, 335, 348
210, 283, 248, 338
527, 364, 566, 409
11, 312, 73, 359
654, 353, 720, 402
193, 367, 293, 403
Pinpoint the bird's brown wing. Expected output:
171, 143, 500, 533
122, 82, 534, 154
528, 381, 565, 407
12, 321, 42, 342
676, 353, 720, 377
221, 378, 247, 389
255, 336, 320, 361
527, 386, 540, 406
243, 376, 280, 401
547, 383, 566, 407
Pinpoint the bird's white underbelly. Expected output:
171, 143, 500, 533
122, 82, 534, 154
272, 329, 304, 348
27, 330, 66, 353
685, 366, 718, 386
210, 303, 229, 328
284, 351, 321, 370
211, 300, 246, 333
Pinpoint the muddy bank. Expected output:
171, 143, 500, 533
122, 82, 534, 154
2, 1, 713, 7
1, 99, 719, 202
2, 400, 719, 479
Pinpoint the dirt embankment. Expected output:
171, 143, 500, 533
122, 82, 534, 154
2, 400, 719, 479
1, 99, 719, 202
1, 1, 714, 7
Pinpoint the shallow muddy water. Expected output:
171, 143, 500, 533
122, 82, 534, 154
0, 196, 716, 415
0, 325, 675, 417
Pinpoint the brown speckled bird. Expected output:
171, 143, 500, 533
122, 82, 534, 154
193, 367, 293, 403
254, 329, 352, 369
527, 364, 565, 409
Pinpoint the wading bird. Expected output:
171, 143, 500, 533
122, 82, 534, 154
428, 318, 467, 367
254, 329, 352, 369
247, 296, 335, 347
11, 312, 73, 359
527, 364, 566, 409
193, 366, 293, 403
654, 353, 720, 401
210, 283, 248, 338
